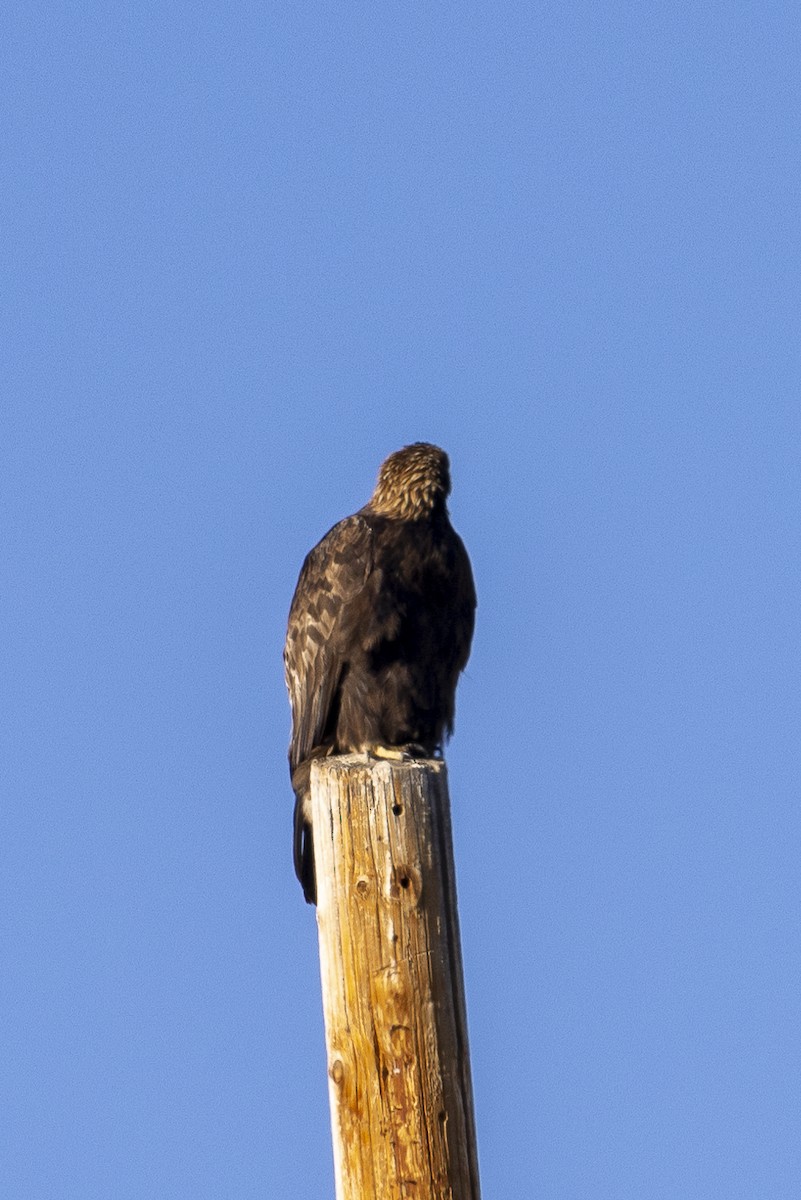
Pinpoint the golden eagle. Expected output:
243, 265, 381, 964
284, 442, 476, 903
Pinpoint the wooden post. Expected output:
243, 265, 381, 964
311, 755, 481, 1200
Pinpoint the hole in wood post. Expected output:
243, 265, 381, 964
393, 864, 421, 901
392, 802, 403, 816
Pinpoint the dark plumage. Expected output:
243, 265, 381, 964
284, 442, 476, 904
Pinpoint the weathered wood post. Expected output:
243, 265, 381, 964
311, 755, 481, 1200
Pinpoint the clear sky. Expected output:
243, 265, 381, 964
3, 3, 799, 1197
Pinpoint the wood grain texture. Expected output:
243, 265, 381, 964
312, 756, 481, 1200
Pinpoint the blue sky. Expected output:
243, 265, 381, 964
3, 3, 799, 1197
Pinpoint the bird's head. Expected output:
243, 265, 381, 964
368, 443, 451, 520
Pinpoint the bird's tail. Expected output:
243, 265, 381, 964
292, 785, 316, 906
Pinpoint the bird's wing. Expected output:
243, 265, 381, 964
451, 530, 477, 674
284, 514, 374, 772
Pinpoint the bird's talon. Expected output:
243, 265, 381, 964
365, 743, 429, 762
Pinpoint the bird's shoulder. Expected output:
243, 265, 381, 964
288, 512, 375, 617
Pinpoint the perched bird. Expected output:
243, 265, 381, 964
284, 442, 476, 904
